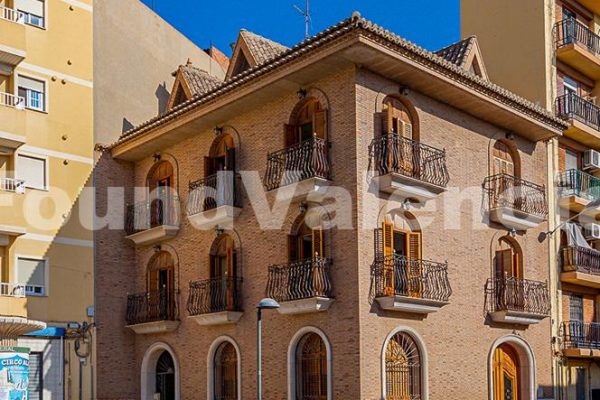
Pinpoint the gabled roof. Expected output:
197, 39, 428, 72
435, 36, 488, 79
110, 12, 566, 148
166, 60, 224, 111
226, 29, 289, 79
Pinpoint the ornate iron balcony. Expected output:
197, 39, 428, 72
187, 277, 243, 316
485, 277, 550, 317
266, 257, 333, 302
485, 173, 548, 218
557, 169, 600, 201
562, 245, 600, 276
556, 92, 600, 132
125, 194, 180, 235
562, 321, 600, 350
187, 172, 241, 215
554, 18, 600, 58
126, 289, 178, 325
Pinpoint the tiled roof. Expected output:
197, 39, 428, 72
435, 36, 476, 68
110, 13, 567, 147
179, 63, 223, 97
239, 29, 289, 65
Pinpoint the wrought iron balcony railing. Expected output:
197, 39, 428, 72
126, 289, 178, 325
187, 172, 241, 215
557, 169, 600, 201
485, 277, 550, 316
554, 18, 600, 58
555, 92, 600, 132
562, 321, 600, 350
368, 133, 449, 188
187, 277, 243, 316
266, 257, 333, 302
485, 173, 548, 218
125, 194, 180, 235
371, 255, 452, 302
562, 245, 600, 276
264, 137, 331, 191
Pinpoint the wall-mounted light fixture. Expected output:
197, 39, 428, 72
152, 244, 162, 253
297, 88, 308, 100
152, 153, 161, 162
215, 225, 225, 237
505, 131, 516, 140
213, 126, 224, 136
399, 86, 410, 96
508, 228, 517, 238
401, 199, 412, 210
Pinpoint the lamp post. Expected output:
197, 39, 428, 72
256, 298, 280, 400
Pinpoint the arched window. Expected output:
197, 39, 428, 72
206, 133, 235, 176
147, 161, 175, 227
492, 141, 519, 177
156, 350, 176, 400
147, 251, 176, 320
385, 332, 421, 399
209, 235, 239, 311
382, 97, 416, 140
493, 344, 520, 400
285, 98, 327, 147
214, 342, 238, 400
296, 333, 328, 400
289, 213, 326, 261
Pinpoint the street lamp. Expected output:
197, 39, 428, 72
539, 197, 600, 242
256, 298, 280, 400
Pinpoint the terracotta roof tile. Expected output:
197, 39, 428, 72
239, 29, 289, 65
179, 64, 223, 97
435, 36, 476, 68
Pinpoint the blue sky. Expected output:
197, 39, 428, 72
139, 0, 460, 56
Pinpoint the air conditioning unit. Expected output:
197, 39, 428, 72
583, 149, 600, 171
584, 223, 600, 240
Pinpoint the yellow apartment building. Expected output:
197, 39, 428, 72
0, 0, 225, 398
463, 0, 600, 399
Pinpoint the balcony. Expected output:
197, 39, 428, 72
562, 321, 600, 358
554, 19, 600, 79
187, 277, 243, 326
485, 277, 550, 325
555, 93, 600, 146
485, 174, 547, 230
372, 255, 451, 314
557, 169, 600, 214
561, 246, 600, 288
266, 257, 333, 314
369, 134, 449, 202
0, 6, 26, 68
125, 289, 179, 334
0, 93, 26, 141
0, 177, 24, 194
187, 172, 242, 230
124, 195, 180, 246
263, 137, 331, 202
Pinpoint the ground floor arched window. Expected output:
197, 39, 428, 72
155, 351, 175, 400
385, 331, 421, 399
214, 342, 238, 400
296, 332, 328, 400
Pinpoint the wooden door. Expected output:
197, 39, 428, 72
211, 236, 236, 311
385, 99, 414, 176
493, 345, 519, 400
493, 142, 515, 176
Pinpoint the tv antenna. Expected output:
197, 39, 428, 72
293, 0, 311, 39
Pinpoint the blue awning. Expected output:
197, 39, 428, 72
25, 327, 66, 337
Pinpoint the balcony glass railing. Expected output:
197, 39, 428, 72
557, 169, 600, 201
556, 92, 600, 132
369, 133, 449, 188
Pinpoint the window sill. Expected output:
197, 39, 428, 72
25, 107, 47, 114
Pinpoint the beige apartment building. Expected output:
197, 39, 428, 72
95, 13, 566, 400
0, 0, 223, 398
463, 0, 600, 399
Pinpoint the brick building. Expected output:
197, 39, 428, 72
95, 14, 566, 400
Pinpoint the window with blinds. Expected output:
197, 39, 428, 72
17, 257, 46, 296
17, 76, 46, 111
14, 0, 45, 27
17, 154, 47, 190
28, 352, 43, 400
570, 294, 584, 321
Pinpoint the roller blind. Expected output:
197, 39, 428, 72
28, 352, 43, 400
14, 0, 44, 17
17, 257, 45, 286
18, 76, 44, 93
17, 154, 46, 189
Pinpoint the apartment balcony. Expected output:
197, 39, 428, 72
485, 277, 550, 325
0, 282, 27, 318
555, 93, 600, 147
0, 93, 26, 145
372, 255, 451, 314
263, 137, 331, 202
555, 19, 600, 79
187, 172, 242, 230
0, 224, 25, 246
124, 195, 180, 246
0, 177, 24, 194
125, 289, 179, 334
561, 246, 600, 288
485, 174, 547, 230
187, 277, 243, 326
557, 169, 600, 214
562, 321, 600, 358
266, 257, 333, 314
369, 134, 449, 202
0, 6, 26, 68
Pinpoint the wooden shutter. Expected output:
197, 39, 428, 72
314, 110, 328, 139
407, 232, 422, 298
382, 221, 394, 258
209, 254, 217, 278
401, 120, 413, 140
288, 234, 298, 262
148, 270, 159, 292
225, 147, 236, 172
284, 124, 297, 147
226, 246, 234, 309
495, 249, 513, 279
386, 105, 395, 134
312, 227, 323, 258
407, 232, 421, 261
204, 156, 214, 177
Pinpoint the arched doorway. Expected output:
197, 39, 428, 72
493, 236, 524, 311
285, 98, 327, 147
155, 351, 176, 400
382, 96, 417, 140
147, 251, 176, 321
209, 234, 239, 311
493, 344, 520, 400
214, 341, 238, 400
206, 133, 235, 176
